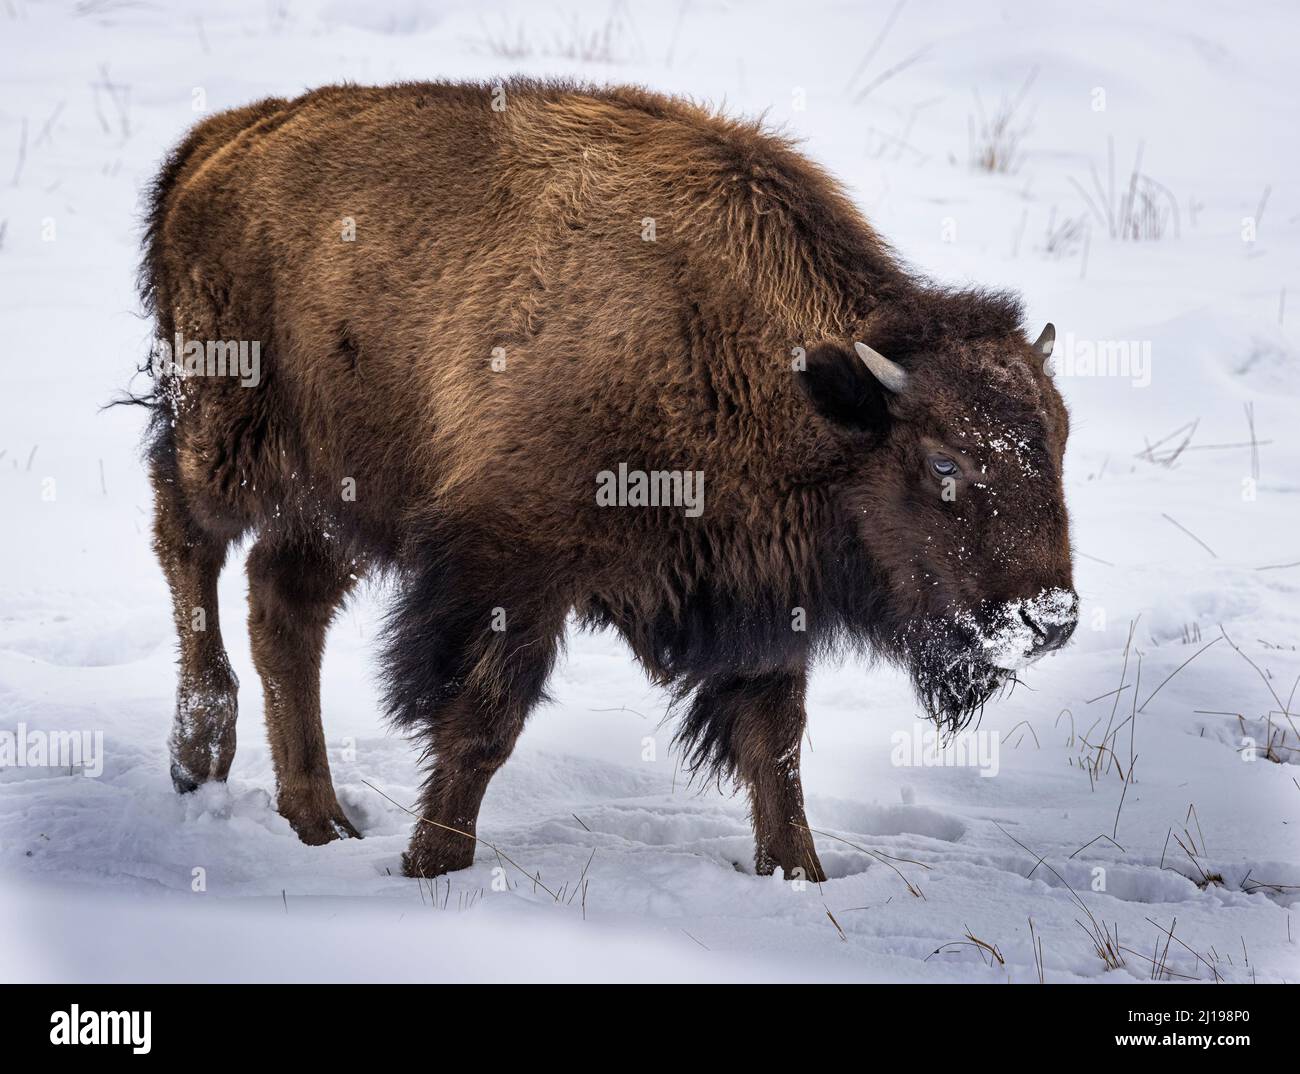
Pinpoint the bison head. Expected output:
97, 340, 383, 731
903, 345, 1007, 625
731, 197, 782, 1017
799, 310, 1077, 734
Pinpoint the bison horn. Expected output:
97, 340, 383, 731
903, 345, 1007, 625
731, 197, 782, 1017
1033, 322, 1056, 357
853, 341, 909, 394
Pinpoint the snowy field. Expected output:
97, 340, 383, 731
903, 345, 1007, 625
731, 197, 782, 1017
1, 0, 1298, 983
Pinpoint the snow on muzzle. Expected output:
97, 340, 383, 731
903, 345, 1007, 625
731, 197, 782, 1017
961, 588, 1079, 671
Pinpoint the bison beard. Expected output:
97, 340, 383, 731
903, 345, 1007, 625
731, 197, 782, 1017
901, 619, 1010, 737
126, 80, 1074, 886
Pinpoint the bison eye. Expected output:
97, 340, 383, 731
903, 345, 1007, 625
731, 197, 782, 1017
929, 455, 959, 478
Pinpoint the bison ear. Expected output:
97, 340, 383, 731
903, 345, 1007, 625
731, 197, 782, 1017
795, 343, 890, 433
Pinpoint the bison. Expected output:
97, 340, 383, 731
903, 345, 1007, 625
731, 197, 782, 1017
132, 80, 1076, 882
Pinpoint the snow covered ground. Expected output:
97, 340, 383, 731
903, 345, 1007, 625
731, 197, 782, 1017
1, 0, 1298, 982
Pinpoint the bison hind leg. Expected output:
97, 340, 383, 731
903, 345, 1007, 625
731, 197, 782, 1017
246, 530, 363, 845
151, 450, 241, 793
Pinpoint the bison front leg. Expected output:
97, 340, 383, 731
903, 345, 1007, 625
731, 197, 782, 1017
399, 687, 533, 879
384, 556, 565, 879
686, 670, 826, 883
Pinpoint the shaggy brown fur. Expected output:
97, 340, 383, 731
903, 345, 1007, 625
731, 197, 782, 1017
133, 79, 1074, 881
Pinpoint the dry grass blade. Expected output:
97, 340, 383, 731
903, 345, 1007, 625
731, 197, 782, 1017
1006, 719, 1040, 749
1086, 685, 1130, 705
1170, 830, 1223, 889
962, 924, 1005, 965
1078, 618, 1138, 786
1112, 752, 1137, 840
1219, 625, 1299, 738
1137, 419, 1199, 467
567, 848, 597, 906
925, 928, 1004, 967
1161, 513, 1216, 557
795, 823, 929, 898
1240, 870, 1300, 896
853, 46, 930, 104
1029, 917, 1045, 983
1145, 916, 1222, 982
1075, 917, 1125, 970
843, 0, 907, 94
1187, 803, 1207, 857
1137, 637, 1220, 712
993, 823, 1125, 972
1116, 941, 1201, 981
681, 928, 709, 951
1068, 833, 1124, 859
968, 68, 1038, 173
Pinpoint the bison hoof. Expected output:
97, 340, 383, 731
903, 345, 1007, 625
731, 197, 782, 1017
170, 763, 202, 795
793, 861, 829, 884
401, 838, 475, 879
287, 810, 362, 845
277, 780, 362, 844
756, 850, 827, 884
